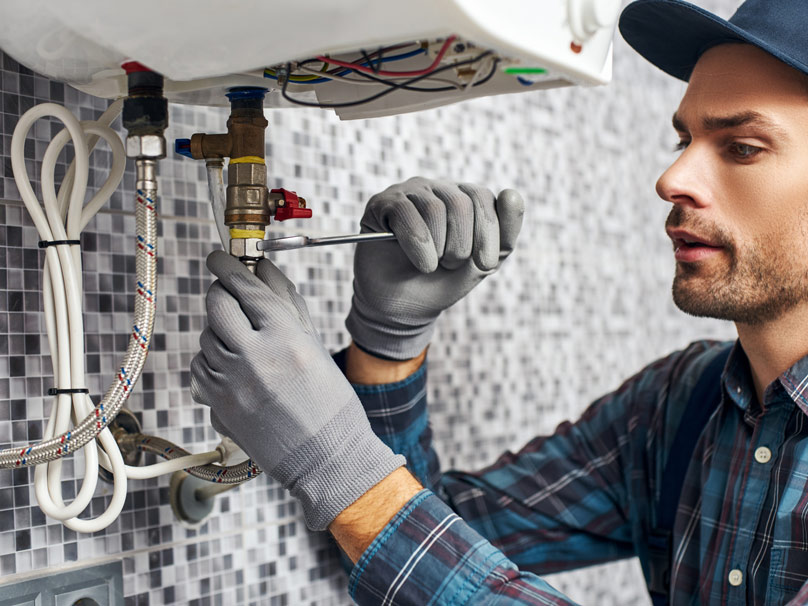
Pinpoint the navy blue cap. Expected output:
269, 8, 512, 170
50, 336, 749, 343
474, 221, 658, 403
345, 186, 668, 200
619, 0, 808, 82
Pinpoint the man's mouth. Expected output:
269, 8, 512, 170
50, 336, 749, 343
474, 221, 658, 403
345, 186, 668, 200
667, 229, 724, 263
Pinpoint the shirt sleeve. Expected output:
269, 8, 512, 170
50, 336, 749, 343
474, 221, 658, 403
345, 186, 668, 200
349, 489, 581, 605
335, 344, 711, 598
332, 351, 441, 491
785, 581, 808, 605
338, 348, 649, 573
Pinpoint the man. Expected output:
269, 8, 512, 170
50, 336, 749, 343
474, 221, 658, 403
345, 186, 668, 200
189, 0, 808, 603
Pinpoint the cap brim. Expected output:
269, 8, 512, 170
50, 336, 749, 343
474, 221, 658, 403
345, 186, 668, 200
619, 0, 751, 81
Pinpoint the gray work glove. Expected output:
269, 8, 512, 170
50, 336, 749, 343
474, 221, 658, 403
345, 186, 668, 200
346, 177, 525, 360
190, 251, 405, 531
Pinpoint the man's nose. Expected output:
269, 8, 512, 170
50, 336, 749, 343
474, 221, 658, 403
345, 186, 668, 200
655, 146, 708, 209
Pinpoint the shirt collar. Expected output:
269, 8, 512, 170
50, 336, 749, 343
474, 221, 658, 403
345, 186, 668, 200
723, 339, 808, 417
778, 349, 808, 417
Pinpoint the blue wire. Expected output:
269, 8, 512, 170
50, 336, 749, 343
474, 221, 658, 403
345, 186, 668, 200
375, 48, 427, 64
264, 47, 427, 84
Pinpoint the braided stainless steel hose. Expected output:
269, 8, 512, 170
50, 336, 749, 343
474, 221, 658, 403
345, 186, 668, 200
119, 433, 260, 484
6, 101, 262, 536
0, 160, 158, 469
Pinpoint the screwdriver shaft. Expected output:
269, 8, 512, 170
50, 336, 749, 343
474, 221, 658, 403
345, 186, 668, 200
258, 232, 395, 251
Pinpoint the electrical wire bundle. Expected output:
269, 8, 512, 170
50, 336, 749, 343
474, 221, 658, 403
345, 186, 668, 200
265, 36, 499, 108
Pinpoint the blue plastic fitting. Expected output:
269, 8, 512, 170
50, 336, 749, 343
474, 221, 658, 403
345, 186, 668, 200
225, 87, 268, 101
174, 138, 193, 158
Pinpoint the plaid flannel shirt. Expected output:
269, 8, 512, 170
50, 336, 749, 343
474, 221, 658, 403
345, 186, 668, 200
338, 340, 808, 605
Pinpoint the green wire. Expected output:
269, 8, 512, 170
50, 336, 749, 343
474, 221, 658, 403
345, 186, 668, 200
503, 67, 547, 75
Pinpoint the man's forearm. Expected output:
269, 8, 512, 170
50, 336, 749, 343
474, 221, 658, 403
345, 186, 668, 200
332, 342, 427, 562
344, 341, 427, 384
329, 466, 423, 562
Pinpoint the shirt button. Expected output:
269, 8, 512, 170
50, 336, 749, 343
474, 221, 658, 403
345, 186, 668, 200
736, 386, 742, 394
729, 569, 743, 586
754, 447, 772, 464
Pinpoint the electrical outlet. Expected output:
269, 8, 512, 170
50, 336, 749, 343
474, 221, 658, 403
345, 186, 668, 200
0, 562, 123, 606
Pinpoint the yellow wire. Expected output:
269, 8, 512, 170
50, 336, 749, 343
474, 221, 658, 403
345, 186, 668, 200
264, 62, 330, 82
264, 70, 323, 82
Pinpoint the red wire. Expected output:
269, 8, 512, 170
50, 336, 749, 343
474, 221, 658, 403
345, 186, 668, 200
315, 35, 457, 78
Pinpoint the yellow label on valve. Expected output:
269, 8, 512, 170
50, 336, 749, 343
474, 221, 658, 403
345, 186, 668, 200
229, 156, 266, 165
229, 228, 265, 239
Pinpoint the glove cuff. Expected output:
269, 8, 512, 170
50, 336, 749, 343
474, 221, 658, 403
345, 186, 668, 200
345, 304, 436, 361
274, 395, 407, 531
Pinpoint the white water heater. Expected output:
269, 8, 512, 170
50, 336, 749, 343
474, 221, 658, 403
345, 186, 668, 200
0, 0, 620, 118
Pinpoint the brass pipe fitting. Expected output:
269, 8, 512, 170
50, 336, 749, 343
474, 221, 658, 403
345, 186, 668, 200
187, 109, 268, 161
185, 88, 272, 230
226, 160, 271, 226
176, 88, 313, 270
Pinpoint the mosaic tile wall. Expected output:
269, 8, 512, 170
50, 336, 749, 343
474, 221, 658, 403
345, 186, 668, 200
0, 1, 740, 604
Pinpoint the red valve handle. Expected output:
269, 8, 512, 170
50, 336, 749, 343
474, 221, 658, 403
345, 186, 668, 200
272, 188, 313, 221
121, 61, 153, 74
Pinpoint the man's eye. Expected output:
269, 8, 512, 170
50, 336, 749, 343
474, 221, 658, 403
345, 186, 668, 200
728, 142, 762, 159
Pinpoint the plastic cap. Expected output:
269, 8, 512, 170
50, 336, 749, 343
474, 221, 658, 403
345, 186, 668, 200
225, 87, 268, 101
121, 61, 152, 74
174, 139, 193, 159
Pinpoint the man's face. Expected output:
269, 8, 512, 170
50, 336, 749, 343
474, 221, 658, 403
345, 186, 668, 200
656, 44, 808, 325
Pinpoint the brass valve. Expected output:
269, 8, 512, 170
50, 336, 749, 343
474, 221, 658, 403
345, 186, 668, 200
176, 88, 272, 230
175, 88, 313, 269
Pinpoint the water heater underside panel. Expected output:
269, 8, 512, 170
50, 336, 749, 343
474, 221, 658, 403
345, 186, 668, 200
0, 0, 618, 119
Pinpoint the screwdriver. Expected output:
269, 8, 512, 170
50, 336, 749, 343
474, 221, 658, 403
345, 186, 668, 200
257, 232, 396, 252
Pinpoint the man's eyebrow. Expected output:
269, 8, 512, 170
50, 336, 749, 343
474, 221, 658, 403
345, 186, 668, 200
671, 111, 788, 138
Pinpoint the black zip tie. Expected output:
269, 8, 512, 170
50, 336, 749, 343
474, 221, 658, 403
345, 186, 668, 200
38, 240, 81, 248
48, 388, 90, 396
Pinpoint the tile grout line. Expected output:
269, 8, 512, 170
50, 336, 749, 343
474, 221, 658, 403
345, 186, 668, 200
0, 513, 302, 586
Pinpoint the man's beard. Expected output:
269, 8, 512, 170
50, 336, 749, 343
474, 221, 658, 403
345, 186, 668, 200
667, 207, 808, 325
